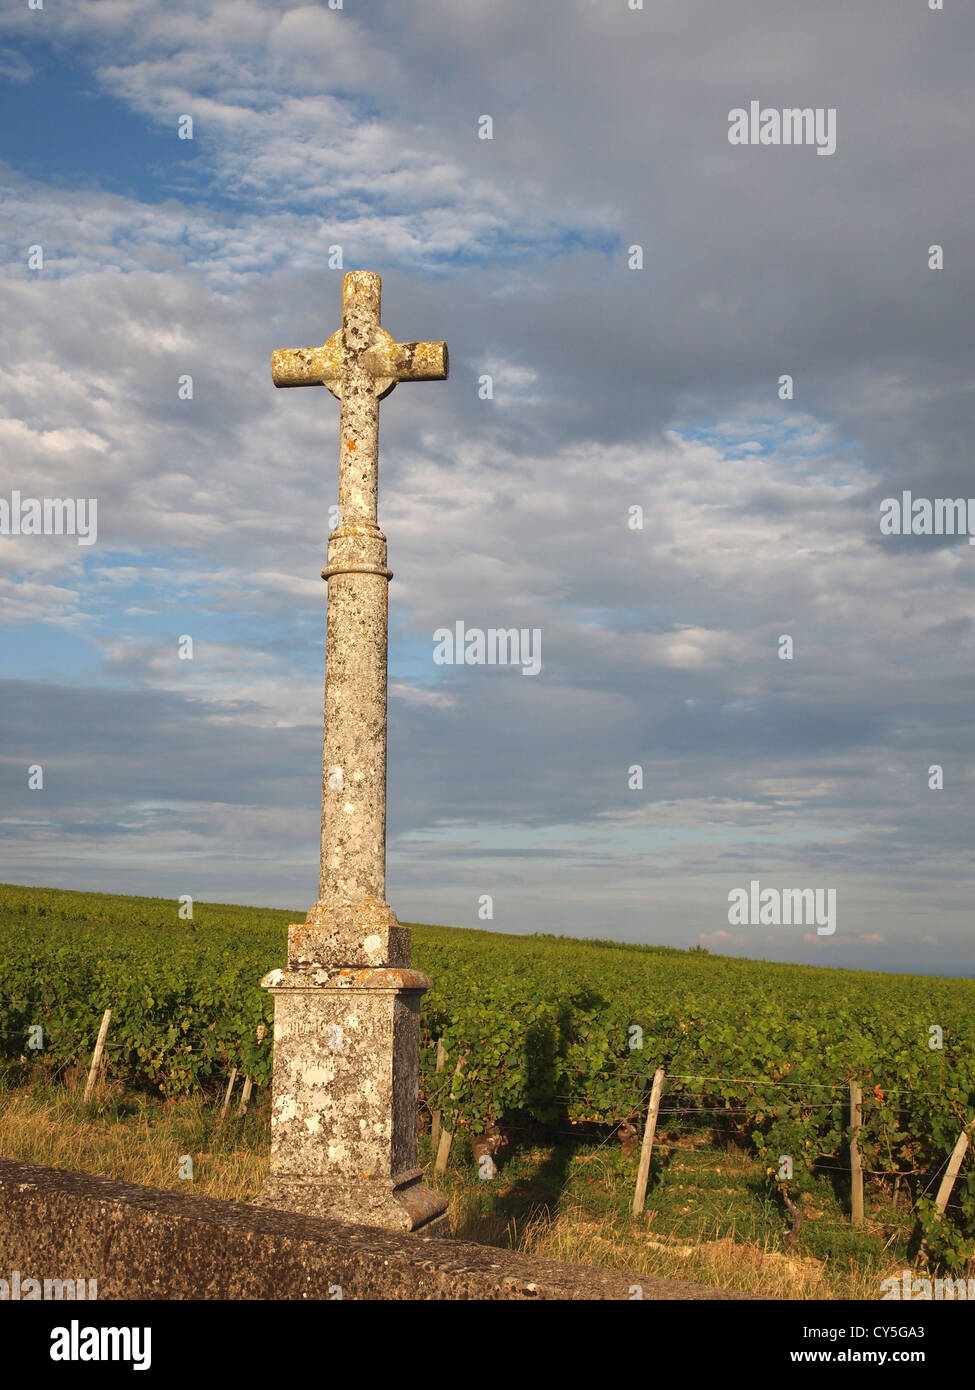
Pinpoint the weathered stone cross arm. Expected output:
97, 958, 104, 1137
272, 336, 448, 394
270, 272, 447, 532
270, 273, 448, 400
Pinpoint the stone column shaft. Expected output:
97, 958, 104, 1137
320, 545, 389, 903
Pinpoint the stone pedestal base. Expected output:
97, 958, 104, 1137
257, 962, 448, 1238
259, 1171, 450, 1237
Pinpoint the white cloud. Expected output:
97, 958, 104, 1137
0, 50, 33, 83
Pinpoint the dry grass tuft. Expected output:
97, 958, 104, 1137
0, 1079, 267, 1202
517, 1204, 878, 1300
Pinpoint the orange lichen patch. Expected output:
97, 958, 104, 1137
288, 921, 315, 952
345, 438, 358, 450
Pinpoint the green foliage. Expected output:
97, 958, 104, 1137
0, 885, 280, 1096
1, 883, 972, 1262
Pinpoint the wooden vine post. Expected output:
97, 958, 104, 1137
933, 1124, 972, 1216
919, 1118, 972, 1261
217, 1068, 238, 1126
632, 1067, 666, 1217
434, 1050, 467, 1175
82, 1008, 112, 1106
849, 1079, 864, 1227
430, 1038, 445, 1155
237, 1023, 267, 1116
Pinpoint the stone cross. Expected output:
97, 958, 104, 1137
258, 271, 450, 1236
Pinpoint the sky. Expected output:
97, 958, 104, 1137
1, 0, 974, 975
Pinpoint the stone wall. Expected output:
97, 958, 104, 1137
0, 1158, 749, 1301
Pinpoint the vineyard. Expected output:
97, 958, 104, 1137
1, 883, 973, 1268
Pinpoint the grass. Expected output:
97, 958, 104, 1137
0, 1065, 269, 1203
0, 1063, 921, 1299
428, 1125, 917, 1299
